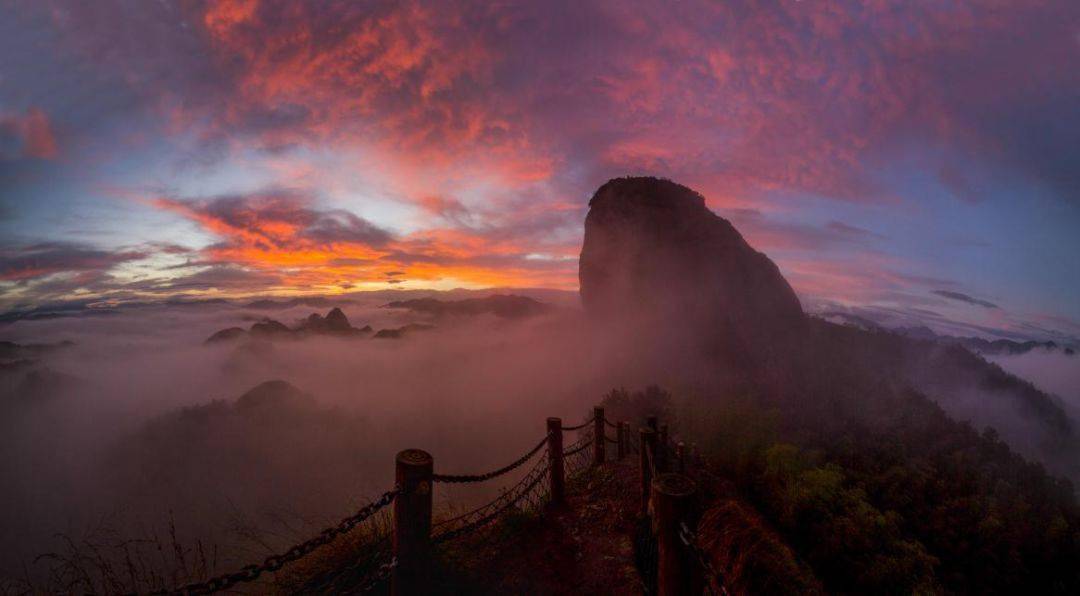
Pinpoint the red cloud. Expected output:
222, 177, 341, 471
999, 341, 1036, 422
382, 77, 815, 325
0, 107, 57, 159
152, 190, 578, 291
12, 0, 1077, 313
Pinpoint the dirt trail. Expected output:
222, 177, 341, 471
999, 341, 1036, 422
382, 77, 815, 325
436, 459, 645, 594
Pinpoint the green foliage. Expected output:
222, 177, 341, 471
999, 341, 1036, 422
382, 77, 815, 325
647, 324, 1080, 594
759, 444, 940, 593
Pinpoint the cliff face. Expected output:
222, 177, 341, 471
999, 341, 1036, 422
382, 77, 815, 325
579, 177, 804, 342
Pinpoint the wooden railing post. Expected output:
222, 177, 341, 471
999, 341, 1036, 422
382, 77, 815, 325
593, 406, 605, 466
651, 473, 698, 596
647, 415, 658, 433
658, 424, 669, 471
676, 441, 686, 474
617, 421, 627, 460
547, 417, 565, 506
392, 449, 433, 596
640, 427, 657, 515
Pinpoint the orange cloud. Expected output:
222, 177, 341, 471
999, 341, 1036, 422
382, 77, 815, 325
151, 190, 577, 293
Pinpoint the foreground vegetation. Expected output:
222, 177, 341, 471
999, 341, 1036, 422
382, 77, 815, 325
603, 352, 1080, 593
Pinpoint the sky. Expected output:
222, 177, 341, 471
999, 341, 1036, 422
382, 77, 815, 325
0, 0, 1078, 342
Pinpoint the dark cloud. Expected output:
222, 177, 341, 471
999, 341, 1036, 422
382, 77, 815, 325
0, 242, 147, 281
304, 209, 393, 246
134, 264, 282, 293
155, 189, 393, 250
933, 290, 1000, 309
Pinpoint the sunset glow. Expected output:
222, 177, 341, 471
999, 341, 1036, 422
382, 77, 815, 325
1, 0, 1078, 341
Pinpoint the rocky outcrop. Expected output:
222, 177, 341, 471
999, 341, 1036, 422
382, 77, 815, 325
204, 327, 246, 344
373, 323, 436, 339
295, 307, 370, 337
579, 177, 804, 343
235, 379, 314, 412
324, 307, 352, 331
249, 319, 292, 338
385, 295, 549, 319
205, 308, 371, 344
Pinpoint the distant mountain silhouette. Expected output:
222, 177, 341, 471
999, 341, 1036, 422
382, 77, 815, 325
249, 318, 293, 338
0, 340, 74, 360
385, 294, 549, 319
243, 296, 349, 310
896, 326, 1073, 356
204, 327, 246, 344
235, 379, 314, 412
373, 323, 436, 339
822, 313, 1076, 356
205, 308, 371, 344
296, 307, 372, 336
0, 341, 78, 406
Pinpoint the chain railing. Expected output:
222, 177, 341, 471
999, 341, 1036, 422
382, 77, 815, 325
680, 522, 732, 596
432, 435, 549, 484
158, 488, 398, 595
432, 453, 552, 544
146, 407, 726, 595
564, 435, 594, 457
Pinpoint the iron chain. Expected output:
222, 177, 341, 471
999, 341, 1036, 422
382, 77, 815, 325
679, 521, 731, 596
160, 488, 398, 595
564, 437, 594, 457
433, 435, 548, 483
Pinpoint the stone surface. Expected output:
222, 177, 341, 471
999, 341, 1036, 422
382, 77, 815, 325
579, 177, 804, 343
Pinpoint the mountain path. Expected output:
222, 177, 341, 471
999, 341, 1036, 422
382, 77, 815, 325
437, 459, 645, 594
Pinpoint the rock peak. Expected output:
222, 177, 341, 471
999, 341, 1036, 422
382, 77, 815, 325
579, 176, 804, 343
589, 176, 707, 211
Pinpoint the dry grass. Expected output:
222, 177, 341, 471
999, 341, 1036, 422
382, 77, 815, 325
696, 498, 823, 595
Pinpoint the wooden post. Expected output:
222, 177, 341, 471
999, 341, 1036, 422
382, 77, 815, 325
617, 421, 627, 460
676, 441, 686, 474
593, 406, 605, 466
392, 449, 432, 596
651, 473, 698, 596
547, 417, 565, 506
639, 427, 657, 515
658, 424, 669, 471
647, 415, 658, 433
